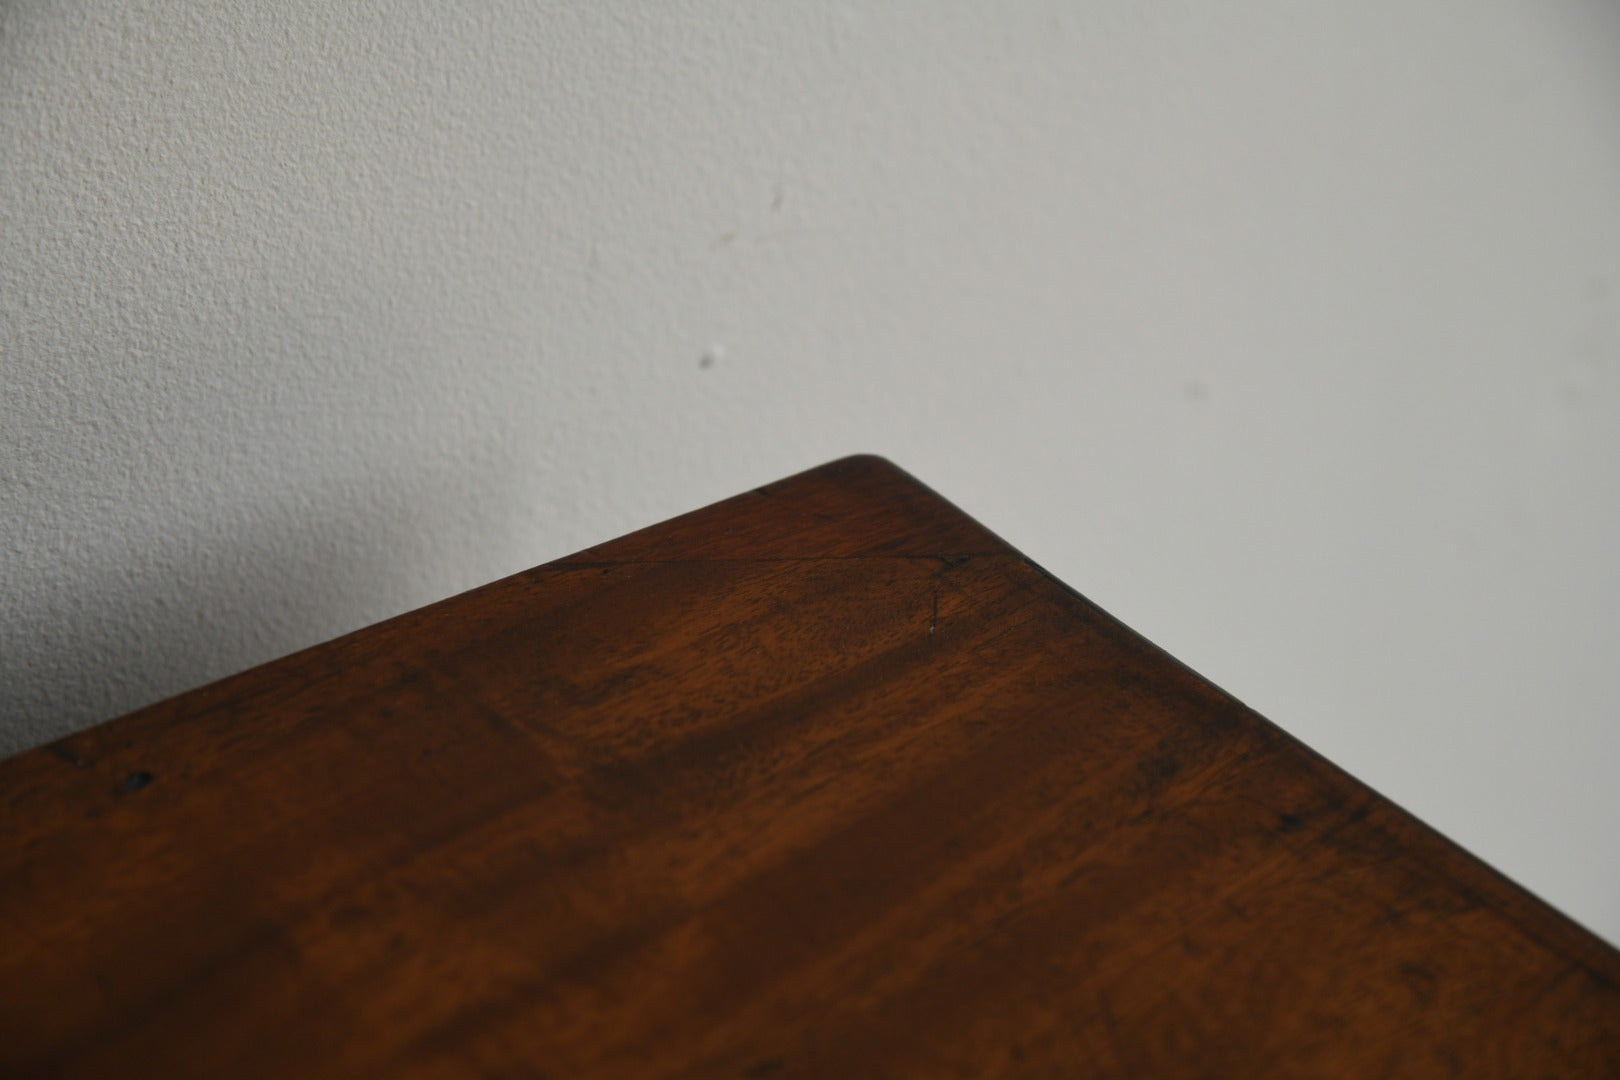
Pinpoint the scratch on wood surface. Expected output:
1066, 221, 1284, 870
48, 743, 88, 768
1098, 989, 1132, 1072
549, 553, 1006, 570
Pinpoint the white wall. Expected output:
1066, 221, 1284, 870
4, 2, 1618, 942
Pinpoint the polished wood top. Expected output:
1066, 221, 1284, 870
3, 455, 1617, 1077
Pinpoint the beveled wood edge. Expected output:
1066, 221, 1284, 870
4, 455, 1002, 765
1019, 554, 1620, 985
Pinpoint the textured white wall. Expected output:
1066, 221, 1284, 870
3, 2, 1618, 941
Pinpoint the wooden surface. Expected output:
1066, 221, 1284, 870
3, 454, 1618, 1077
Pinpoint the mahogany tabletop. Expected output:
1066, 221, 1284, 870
3, 455, 1617, 1077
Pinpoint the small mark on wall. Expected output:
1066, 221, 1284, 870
700, 345, 726, 370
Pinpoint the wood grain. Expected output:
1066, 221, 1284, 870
3, 454, 1617, 1077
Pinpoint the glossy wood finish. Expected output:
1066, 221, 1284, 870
3, 455, 1618, 1077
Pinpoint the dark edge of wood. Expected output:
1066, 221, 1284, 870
4, 455, 1003, 767
1016, 550, 1620, 985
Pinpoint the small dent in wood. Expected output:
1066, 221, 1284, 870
1398, 961, 1439, 1006
49, 743, 89, 768
1137, 752, 1182, 787
121, 771, 154, 793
